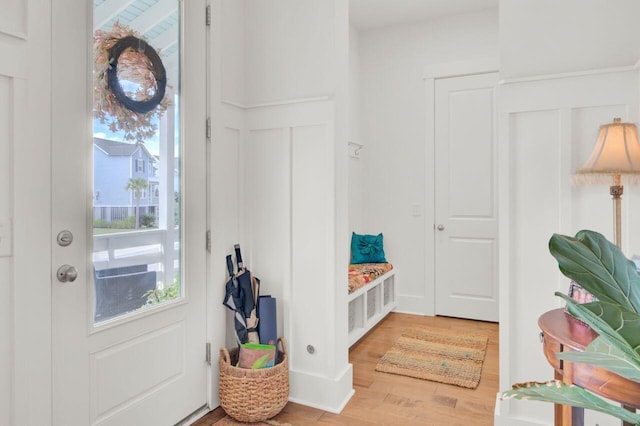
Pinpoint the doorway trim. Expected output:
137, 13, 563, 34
422, 57, 499, 316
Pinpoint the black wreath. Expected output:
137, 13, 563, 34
107, 36, 167, 114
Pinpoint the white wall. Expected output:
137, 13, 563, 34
220, 0, 246, 105
359, 9, 499, 314
348, 25, 365, 234
348, 25, 361, 145
225, 0, 353, 412
500, 0, 640, 80
244, 0, 338, 105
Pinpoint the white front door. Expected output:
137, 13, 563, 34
51, 1, 209, 425
434, 73, 499, 322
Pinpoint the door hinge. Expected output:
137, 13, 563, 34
206, 342, 212, 365
206, 117, 211, 142
206, 230, 211, 253
206, 5, 211, 27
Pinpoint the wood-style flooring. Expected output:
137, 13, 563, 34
194, 312, 499, 425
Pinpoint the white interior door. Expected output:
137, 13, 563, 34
52, 1, 209, 425
434, 73, 499, 322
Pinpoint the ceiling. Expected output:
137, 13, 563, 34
349, 0, 498, 30
96, 0, 500, 80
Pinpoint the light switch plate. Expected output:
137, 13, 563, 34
0, 217, 12, 257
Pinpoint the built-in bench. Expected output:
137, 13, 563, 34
348, 264, 396, 347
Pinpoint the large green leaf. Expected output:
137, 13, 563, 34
558, 337, 640, 383
549, 230, 640, 312
503, 230, 640, 422
502, 380, 640, 425
560, 294, 640, 361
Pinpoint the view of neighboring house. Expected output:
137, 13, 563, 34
93, 138, 159, 225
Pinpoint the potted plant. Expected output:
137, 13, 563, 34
502, 230, 640, 425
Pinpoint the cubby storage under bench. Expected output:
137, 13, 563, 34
348, 263, 396, 347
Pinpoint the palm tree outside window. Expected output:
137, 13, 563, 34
126, 177, 149, 229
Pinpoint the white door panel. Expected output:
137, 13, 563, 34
51, 1, 208, 425
434, 73, 499, 322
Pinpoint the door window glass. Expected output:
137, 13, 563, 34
92, 0, 181, 324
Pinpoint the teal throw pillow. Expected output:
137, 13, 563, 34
351, 232, 387, 264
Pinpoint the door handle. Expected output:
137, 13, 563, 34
437, 224, 445, 231
57, 264, 78, 283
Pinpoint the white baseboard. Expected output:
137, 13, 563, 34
179, 405, 211, 426
288, 364, 354, 413
493, 414, 551, 426
494, 394, 552, 426
396, 294, 433, 316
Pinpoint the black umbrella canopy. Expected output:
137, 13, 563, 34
234, 244, 259, 343
235, 270, 254, 318
222, 246, 260, 345
222, 254, 248, 345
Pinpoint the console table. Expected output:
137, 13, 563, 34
539, 309, 640, 426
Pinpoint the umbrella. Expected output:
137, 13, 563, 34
222, 245, 260, 345
234, 244, 260, 344
223, 254, 248, 345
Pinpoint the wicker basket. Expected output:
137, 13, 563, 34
219, 337, 289, 423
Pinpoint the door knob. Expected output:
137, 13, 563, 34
57, 264, 78, 283
437, 224, 445, 231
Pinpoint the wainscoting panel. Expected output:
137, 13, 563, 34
244, 126, 290, 341
211, 101, 246, 399
507, 108, 562, 422
291, 123, 332, 374
496, 69, 639, 426
244, 100, 351, 411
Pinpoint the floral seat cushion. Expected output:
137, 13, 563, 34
348, 263, 393, 294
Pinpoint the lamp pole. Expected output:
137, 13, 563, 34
610, 173, 623, 248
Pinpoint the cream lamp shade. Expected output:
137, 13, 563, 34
573, 118, 640, 247
574, 118, 640, 184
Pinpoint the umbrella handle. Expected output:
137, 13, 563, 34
220, 346, 231, 365
277, 337, 287, 356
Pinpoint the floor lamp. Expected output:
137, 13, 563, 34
574, 118, 640, 248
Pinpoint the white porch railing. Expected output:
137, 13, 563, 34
93, 227, 180, 288
94, 206, 135, 222
94, 205, 159, 223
